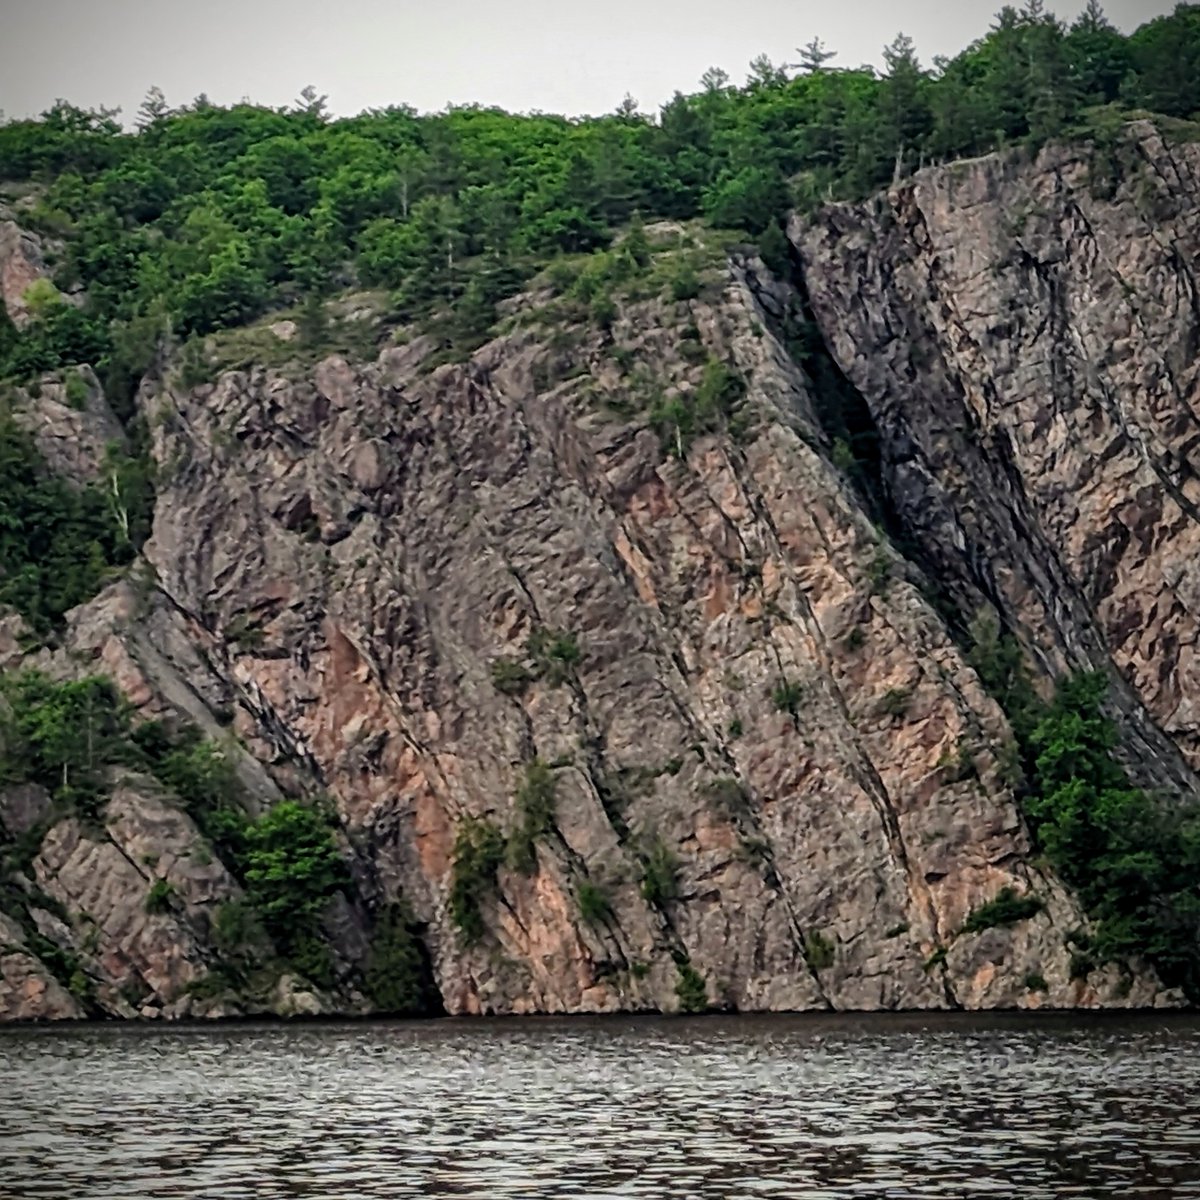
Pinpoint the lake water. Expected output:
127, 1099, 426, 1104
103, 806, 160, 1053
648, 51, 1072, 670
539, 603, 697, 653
3, 1012, 1200, 1198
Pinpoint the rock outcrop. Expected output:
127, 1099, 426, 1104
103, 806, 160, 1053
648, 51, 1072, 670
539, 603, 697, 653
794, 120, 1200, 796
0, 216, 51, 329
2, 124, 1197, 1019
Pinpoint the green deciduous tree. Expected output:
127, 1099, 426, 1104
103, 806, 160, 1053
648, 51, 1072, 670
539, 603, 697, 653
0, 673, 130, 813
240, 800, 348, 931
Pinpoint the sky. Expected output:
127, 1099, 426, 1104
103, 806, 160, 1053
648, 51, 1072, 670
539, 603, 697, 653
0, 0, 1180, 125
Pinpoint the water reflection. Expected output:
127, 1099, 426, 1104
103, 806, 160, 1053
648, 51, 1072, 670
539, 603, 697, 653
3, 1012, 1200, 1197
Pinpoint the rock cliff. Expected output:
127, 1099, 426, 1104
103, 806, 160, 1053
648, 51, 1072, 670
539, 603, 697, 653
795, 120, 1200, 798
2, 124, 1196, 1020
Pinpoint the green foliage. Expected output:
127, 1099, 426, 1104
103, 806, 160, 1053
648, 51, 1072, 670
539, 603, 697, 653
1024, 971, 1049, 992
19, 926, 90, 1005
576, 879, 613, 926
103, 437, 156, 551
23, 280, 65, 320
832, 437, 856, 474
961, 887, 1045, 934
877, 686, 912, 720
696, 356, 745, 412
771, 678, 803, 716
674, 959, 709, 1013
0, 672, 133, 817
937, 741, 978, 784
639, 836, 680, 906
490, 657, 534, 695
804, 930, 836, 970
621, 216, 651, 269
0, 7, 1196, 1001
967, 614, 1200, 1000
184, 966, 239, 1003
651, 355, 744, 456
131, 721, 247, 859
704, 777, 750, 820
0, 8, 1194, 405
524, 627, 582, 686
543, 630, 582, 670
1070, 949, 1096, 979
0, 677, 239, 934
163, 794, 348, 991
286, 930, 336, 990
885, 921, 910, 939
668, 262, 702, 301
449, 816, 505, 944
2, 817, 51, 877
0, 416, 136, 633
144, 877, 176, 914
364, 902, 436, 1015
866, 549, 891, 594
757, 222, 791, 276
966, 612, 1039, 742
225, 615, 265, 651
703, 166, 787, 234
507, 759, 558, 875
68, 967, 96, 1004
177, 338, 214, 390
590, 290, 617, 330
0, 671, 350, 989
923, 946, 948, 972
0, 298, 107, 383
1128, 4, 1200, 119
62, 369, 91, 409
239, 799, 346, 952
1023, 674, 1200, 997
212, 898, 260, 955
737, 836, 771, 869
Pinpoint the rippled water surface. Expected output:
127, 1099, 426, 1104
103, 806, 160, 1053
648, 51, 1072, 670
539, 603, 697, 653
4, 1012, 1200, 1198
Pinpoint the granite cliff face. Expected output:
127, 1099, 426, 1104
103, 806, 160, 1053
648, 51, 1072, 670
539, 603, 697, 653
795, 121, 1200, 796
2, 124, 1196, 1019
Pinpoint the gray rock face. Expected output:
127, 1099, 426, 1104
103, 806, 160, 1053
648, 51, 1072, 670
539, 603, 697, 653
0, 218, 51, 329
3, 125, 1195, 1019
793, 121, 1200, 795
0, 908, 83, 1021
0, 784, 51, 838
135, 239, 1161, 1014
11, 367, 127, 483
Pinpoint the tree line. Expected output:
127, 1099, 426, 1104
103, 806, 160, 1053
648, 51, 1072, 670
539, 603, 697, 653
0, 3, 1196, 399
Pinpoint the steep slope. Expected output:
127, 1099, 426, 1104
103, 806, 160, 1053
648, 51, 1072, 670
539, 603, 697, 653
3, 126, 1198, 1019
796, 120, 1200, 796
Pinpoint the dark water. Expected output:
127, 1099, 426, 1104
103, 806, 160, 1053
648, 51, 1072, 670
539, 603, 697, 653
3, 1012, 1200, 1198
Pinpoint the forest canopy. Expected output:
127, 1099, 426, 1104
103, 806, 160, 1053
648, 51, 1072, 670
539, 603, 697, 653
0, 2, 1197, 397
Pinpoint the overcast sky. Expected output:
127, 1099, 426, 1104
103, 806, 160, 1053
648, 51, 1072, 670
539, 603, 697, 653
0, 0, 1179, 125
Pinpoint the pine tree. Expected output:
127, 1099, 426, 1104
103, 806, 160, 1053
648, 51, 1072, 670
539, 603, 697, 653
795, 37, 838, 74
747, 54, 788, 89
1067, 1, 1132, 104
1025, 9, 1078, 142
983, 7, 1033, 143
1076, 0, 1108, 32
295, 85, 329, 121
616, 93, 641, 120
135, 86, 169, 130
881, 34, 932, 175
1127, 4, 1200, 119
